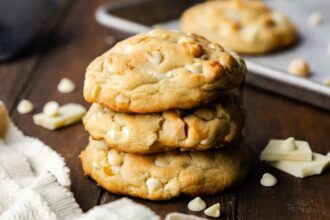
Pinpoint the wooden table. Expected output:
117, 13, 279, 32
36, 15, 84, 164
1, 0, 329, 219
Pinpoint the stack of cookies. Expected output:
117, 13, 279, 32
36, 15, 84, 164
80, 29, 249, 200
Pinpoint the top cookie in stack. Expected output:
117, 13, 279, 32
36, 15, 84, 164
80, 29, 249, 200
84, 28, 246, 113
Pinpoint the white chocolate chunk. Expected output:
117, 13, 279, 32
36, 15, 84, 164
155, 157, 169, 167
43, 101, 60, 117
280, 137, 297, 151
307, 12, 323, 27
267, 153, 330, 178
17, 99, 34, 114
147, 51, 163, 64
146, 178, 162, 193
57, 78, 75, 93
204, 203, 221, 218
186, 63, 202, 74
92, 162, 101, 170
188, 197, 206, 212
33, 103, 86, 130
164, 179, 180, 195
260, 173, 277, 187
260, 138, 312, 161
107, 149, 123, 166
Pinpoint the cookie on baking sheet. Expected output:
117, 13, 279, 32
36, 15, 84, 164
80, 138, 250, 200
181, 0, 297, 54
83, 92, 245, 154
84, 28, 246, 113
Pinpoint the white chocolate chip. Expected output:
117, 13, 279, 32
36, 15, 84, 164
146, 178, 162, 193
200, 138, 213, 145
107, 129, 118, 140
147, 51, 163, 64
204, 203, 221, 218
164, 179, 180, 195
145, 133, 157, 147
107, 149, 123, 166
115, 94, 129, 105
307, 12, 323, 27
121, 126, 130, 140
155, 157, 169, 167
260, 173, 277, 187
92, 162, 102, 169
288, 58, 310, 77
43, 101, 60, 117
272, 12, 285, 24
280, 137, 297, 151
242, 25, 260, 42
57, 78, 75, 93
124, 45, 133, 54
186, 63, 202, 74
188, 197, 207, 212
323, 77, 330, 86
178, 36, 195, 44
17, 99, 34, 114
111, 166, 120, 174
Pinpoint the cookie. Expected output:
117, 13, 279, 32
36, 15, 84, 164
83, 92, 245, 154
181, 0, 297, 54
80, 138, 250, 200
84, 28, 246, 113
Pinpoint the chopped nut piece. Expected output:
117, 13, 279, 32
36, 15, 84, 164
43, 101, 60, 117
17, 99, 34, 114
288, 58, 310, 77
188, 197, 206, 212
146, 178, 162, 193
204, 203, 221, 218
260, 173, 277, 187
307, 12, 323, 27
33, 103, 86, 130
57, 78, 75, 93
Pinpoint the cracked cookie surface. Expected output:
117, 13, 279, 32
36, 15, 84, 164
80, 138, 250, 200
83, 92, 245, 154
181, 0, 297, 54
83, 28, 246, 113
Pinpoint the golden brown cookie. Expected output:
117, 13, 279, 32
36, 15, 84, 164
83, 92, 245, 154
181, 0, 297, 54
80, 138, 250, 200
84, 28, 246, 113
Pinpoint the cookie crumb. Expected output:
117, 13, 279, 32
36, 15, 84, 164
307, 12, 323, 27
17, 99, 34, 114
260, 173, 277, 187
204, 203, 221, 218
188, 197, 206, 212
57, 78, 75, 93
288, 58, 310, 77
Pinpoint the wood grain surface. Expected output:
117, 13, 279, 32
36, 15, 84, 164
0, 0, 329, 219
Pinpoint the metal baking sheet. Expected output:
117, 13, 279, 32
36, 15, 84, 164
95, 0, 330, 109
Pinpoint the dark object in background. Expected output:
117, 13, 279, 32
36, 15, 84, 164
0, 0, 66, 61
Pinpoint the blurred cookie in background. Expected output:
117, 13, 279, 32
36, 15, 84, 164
181, 0, 298, 54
